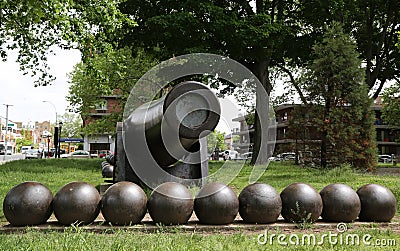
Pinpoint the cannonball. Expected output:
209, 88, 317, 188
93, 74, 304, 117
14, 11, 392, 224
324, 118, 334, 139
320, 184, 360, 222
102, 164, 114, 178
194, 182, 239, 225
101, 181, 147, 225
147, 182, 193, 225
357, 184, 397, 222
106, 154, 115, 166
280, 182, 323, 223
239, 183, 281, 223
53, 182, 101, 225
3, 182, 53, 226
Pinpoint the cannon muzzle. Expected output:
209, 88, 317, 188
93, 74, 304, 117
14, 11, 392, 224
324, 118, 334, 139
124, 81, 220, 168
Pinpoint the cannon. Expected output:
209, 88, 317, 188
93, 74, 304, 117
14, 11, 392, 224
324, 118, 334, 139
113, 81, 220, 187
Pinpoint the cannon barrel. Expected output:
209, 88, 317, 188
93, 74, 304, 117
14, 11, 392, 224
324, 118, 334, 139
124, 81, 220, 168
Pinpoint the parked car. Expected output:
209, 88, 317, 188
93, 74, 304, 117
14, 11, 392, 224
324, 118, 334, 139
21, 146, 31, 154
0, 144, 5, 155
25, 149, 42, 159
223, 150, 239, 160
61, 150, 91, 159
378, 154, 392, 163
235, 152, 253, 161
42, 148, 56, 158
269, 152, 296, 161
98, 150, 112, 158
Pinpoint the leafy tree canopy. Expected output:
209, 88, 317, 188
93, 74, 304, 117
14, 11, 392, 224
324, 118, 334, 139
381, 84, 400, 127
58, 113, 83, 138
207, 130, 227, 154
290, 0, 400, 99
67, 47, 157, 135
0, 0, 132, 86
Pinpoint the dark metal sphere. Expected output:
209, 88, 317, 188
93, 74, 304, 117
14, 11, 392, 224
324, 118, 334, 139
320, 184, 360, 222
194, 182, 239, 225
106, 154, 115, 166
357, 184, 397, 222
102, 164, 114, 178
280, 182, 323, 223
101, 181, 147, 225
53, 182, 101, 225
147, 182, 193, 225
239, 183, 282, 223
3, 182, 53, 226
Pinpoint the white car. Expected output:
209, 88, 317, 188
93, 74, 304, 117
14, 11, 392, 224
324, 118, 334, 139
269, 152, 296, 161
223, 150, 239, 160
21, 146, 31, 154
25, 149, 42, 159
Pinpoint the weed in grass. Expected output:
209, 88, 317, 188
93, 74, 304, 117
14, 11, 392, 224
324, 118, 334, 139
290, 201, 314, 230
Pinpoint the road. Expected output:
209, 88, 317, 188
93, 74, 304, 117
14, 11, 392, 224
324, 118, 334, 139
0, 154, 25, 165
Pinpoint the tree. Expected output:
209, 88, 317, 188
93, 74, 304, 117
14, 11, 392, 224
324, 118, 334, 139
118, 0, 304, 165
0, 0, 131, 86
15, 138, 33, 152
206, 130, 227, 154
294, 0, 400, 99
305, 22, 376, 170
381, 35, 400, 127
381, 84, 400, 126
67, 47, 157, 135
58, 113, 83, 138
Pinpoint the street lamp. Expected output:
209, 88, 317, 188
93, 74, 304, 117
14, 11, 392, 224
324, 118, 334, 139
43, 101, 57, 155
3, 104, 13, 160
58, 121, 63, 158
42, 100, 57, 124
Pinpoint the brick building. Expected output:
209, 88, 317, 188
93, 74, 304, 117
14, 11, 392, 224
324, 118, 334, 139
232, 98, 400, 159
81, 95, 122, 153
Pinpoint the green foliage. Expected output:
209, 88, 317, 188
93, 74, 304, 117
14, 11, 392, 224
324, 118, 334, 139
304, 22, 376, 169
19, 129, 33, 141
15, 138, 33, 152
206, 130, 226, 153
381, 84, 400, 127
67, 47, 157, 135
118, 0, 296, 165
58, 113, 83, 138
0, 0, 133, 86
298, 0, 400, 99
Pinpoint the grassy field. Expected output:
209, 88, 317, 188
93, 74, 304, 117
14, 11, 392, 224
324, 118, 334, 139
0, 159, 400, 250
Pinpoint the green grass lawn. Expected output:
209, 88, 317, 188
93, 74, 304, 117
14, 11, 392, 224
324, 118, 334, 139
0, 159, 400, 250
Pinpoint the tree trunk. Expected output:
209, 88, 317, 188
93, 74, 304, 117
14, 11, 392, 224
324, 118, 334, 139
250, 59, 272, 165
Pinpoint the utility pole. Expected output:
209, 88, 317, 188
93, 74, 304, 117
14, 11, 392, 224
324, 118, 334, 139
3, 104, 13, 160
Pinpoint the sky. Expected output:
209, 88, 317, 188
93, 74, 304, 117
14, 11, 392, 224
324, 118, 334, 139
0, 47, 241, 134
0, 47, 81, 124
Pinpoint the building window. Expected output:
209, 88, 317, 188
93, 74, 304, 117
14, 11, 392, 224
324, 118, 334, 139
95, 100, 108, 111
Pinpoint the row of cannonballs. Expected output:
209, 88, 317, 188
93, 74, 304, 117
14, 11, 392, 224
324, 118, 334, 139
3, 181, 397, 226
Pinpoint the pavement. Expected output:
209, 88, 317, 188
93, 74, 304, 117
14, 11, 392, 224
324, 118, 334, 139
0, 154, 24, 165
1, 213, 399, 234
